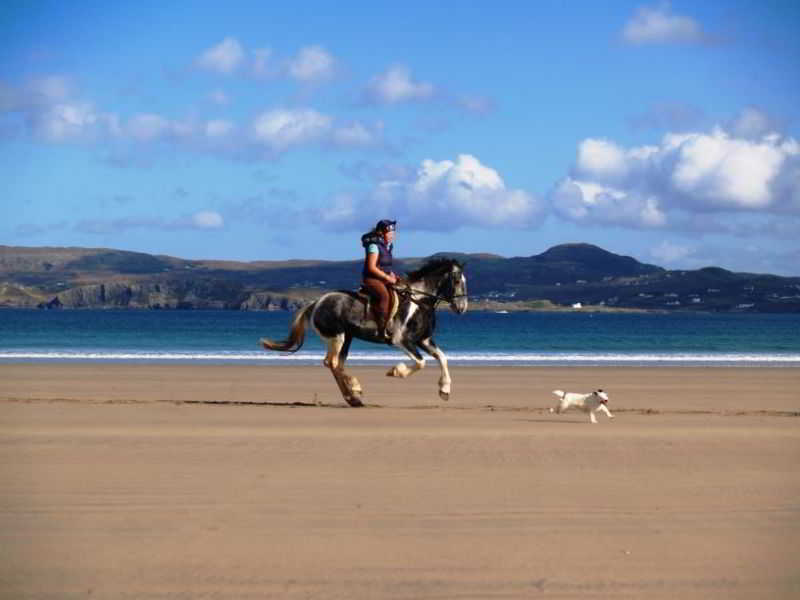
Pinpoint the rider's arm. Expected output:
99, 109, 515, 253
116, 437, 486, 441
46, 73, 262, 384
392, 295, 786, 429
365, 247, 396, 283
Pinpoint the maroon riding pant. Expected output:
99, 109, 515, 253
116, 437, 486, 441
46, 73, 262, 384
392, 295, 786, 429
362, 277, 392, 324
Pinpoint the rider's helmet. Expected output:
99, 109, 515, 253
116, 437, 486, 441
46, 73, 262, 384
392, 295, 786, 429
375, 219, 396, 233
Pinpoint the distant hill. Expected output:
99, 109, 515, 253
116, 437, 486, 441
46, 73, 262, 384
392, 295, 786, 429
1, 243, 798, 312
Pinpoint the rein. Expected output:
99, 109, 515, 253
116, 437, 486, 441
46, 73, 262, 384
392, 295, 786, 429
393, 279, 466, 308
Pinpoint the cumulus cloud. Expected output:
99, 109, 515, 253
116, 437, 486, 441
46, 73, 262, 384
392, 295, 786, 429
195, 39, 338, 84
622, 2, 707, 45
29, 101, 103, 141
286, 45, 337, 83
195, 37, 246, 74
248, 108, 383, 155
362, 64, 435, 104
317, 154, 544, 231
1, 75, 388, 159
250, 108, 332, 152
551, 109, 800, 231
187, 210, 224, 229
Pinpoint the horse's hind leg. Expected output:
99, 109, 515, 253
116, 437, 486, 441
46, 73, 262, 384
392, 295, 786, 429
324, 334, 363, 407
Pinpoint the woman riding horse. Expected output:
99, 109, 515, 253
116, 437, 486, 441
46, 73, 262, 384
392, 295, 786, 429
361, 219, 397, 340
261, 257, 468, 407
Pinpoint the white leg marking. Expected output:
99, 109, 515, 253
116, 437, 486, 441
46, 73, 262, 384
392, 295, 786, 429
388, 346, 425, 378
421, 338, 451, 398
324, 334, 345, 369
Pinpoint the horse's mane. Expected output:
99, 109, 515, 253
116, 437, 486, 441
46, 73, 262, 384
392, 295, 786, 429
406, 258, 463, 282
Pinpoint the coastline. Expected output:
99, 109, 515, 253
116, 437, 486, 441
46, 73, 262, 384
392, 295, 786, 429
2, 364, 799, 598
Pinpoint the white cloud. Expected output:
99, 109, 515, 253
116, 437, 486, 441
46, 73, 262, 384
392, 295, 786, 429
31, 102, 100, 141
188, 210, 224, 229
363, 65, 435, 104
286, 45, 336, 83
196, 37, 245, 74
622, 2, 706, 45
551, 114, 800, 231
251, 108, 332, 152
552, 178, 667, 228
317, 154, 544, 231
575, 138, 630, 179
665, 129, 798, 211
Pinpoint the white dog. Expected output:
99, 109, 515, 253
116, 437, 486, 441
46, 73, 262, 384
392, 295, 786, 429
549, 389, 614, 424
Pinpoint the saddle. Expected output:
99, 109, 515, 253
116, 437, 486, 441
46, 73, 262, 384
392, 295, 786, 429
354, 284, 401, 324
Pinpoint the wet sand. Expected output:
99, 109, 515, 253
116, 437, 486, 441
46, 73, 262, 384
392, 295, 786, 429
1, 364, 799, 599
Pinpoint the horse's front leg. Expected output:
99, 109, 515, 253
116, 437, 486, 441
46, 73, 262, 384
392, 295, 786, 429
386, 342, 425, 379
418, 337, 451, 401
324, 334, 363, 407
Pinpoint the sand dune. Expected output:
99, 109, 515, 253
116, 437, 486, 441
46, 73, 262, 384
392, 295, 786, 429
1, 364, 798, 599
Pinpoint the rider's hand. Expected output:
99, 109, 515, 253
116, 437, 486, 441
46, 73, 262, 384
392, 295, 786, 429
386, 273, 398, 285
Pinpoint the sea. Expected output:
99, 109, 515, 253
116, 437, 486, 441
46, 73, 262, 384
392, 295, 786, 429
1, 308, 799, 367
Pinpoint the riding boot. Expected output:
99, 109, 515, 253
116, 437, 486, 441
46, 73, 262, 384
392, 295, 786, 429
376, 315, 392, 342
383, 318, 393, 342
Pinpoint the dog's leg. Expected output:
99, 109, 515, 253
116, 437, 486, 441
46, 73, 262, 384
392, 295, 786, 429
598, 404, 614, 420
589, 410, 598, 424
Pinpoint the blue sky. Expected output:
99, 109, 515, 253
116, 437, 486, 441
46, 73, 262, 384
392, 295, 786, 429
2, 0, 799, 274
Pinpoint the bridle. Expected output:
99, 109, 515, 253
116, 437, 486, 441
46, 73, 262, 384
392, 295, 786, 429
394, 270, 466, 308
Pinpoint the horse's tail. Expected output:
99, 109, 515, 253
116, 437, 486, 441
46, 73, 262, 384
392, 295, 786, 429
260, 303, 315, 353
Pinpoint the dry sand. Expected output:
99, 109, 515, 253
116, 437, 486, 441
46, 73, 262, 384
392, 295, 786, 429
1, 363, 798, 599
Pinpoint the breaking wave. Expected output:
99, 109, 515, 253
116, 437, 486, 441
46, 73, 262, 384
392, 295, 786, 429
2, 350, 799, 367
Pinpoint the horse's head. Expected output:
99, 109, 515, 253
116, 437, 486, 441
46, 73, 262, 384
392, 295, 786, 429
407, 258, 468, 314
445, 261, 468, 314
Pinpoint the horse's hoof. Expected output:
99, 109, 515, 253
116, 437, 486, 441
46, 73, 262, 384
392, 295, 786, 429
439, 391, 450, 401
345, 396, 364, 407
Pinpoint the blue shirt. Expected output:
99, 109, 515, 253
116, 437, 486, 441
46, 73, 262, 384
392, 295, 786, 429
367, 242, 393, 254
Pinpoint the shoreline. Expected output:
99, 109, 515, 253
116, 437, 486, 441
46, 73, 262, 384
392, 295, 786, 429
3, 352, 800, 368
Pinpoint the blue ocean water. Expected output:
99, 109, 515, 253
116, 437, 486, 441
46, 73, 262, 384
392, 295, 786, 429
0, 308, 799, 366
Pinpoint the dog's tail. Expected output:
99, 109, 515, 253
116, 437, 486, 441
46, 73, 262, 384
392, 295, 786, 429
552, 390, 565, 399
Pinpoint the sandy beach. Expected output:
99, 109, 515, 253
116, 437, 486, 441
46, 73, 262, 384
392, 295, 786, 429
1, 363, 798, 599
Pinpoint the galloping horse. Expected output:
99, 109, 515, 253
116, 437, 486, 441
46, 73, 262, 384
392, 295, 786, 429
261, 258, 468, 406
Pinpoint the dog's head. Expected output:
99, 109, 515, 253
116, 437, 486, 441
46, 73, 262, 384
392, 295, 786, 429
595, 389, 609, 404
